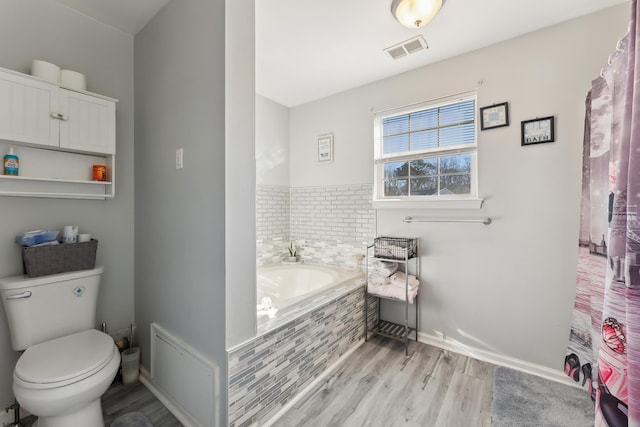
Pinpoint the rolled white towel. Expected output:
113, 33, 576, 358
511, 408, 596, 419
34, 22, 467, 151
371, 260, 398, 276
389, 271, 419, 291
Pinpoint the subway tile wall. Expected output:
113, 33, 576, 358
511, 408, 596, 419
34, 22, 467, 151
290, 184, 375, 244
228, 286, 365, 427
256, 185, 290, 265
256, 185, 290, 242
256, 184, 376, 266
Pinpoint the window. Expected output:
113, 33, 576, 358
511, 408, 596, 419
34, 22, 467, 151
373, 92, 479, 206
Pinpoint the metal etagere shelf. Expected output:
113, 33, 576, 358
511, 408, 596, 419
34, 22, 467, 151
365, 237, 420, 356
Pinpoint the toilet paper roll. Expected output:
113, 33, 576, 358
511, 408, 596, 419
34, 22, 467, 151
60, 69, 86, 91
31, 60, 60, 83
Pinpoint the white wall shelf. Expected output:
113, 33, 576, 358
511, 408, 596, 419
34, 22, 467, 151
0, 175, 111, 185
0, 174, 113, 199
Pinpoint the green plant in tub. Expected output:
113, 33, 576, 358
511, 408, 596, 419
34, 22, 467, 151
288, 241, 297, 258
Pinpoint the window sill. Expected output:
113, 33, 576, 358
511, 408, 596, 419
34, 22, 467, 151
371, 198, 484, 210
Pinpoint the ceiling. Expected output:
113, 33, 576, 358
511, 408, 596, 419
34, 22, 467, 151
53, 0, 170, 35
53, 0, 629, 107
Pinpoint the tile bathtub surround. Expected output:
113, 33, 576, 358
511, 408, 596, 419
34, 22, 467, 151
290, 184, 375, 245
256, 238, 290, 266
256, 185, 290, 242
228, 286, 365, 427
295, 239, 368, 270
256, 184, 376, 265
256, 185, 291, 266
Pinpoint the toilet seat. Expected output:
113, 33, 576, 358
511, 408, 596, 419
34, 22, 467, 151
15, 329, 115, 389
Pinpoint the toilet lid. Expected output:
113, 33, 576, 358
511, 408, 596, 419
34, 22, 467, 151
15, 329, 114, 385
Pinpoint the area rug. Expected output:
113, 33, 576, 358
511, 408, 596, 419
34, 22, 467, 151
110, 411, 154, 427
491, 366, 594, 427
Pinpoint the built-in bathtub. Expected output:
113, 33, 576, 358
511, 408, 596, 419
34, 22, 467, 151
258, 263, 362, 308
228, 263, 366, 426
256, 263, 364, 333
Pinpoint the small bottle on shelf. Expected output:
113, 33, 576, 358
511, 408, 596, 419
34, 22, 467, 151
3, 147, 19, 176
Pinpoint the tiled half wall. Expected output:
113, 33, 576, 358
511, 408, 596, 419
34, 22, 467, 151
256, 184, 376, 267
227, 286, 365, 427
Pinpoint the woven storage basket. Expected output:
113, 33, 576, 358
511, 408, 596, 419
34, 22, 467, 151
22, 239, 98, 278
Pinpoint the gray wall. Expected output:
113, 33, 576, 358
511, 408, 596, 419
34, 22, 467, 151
225, 0, 257, 349
134, 0, 228, 424
256, 95, 289, 187
0, 0, 135, 407
288, 5, 630, 372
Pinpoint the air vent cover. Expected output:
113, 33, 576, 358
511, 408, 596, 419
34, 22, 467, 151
384, 34, 428, 60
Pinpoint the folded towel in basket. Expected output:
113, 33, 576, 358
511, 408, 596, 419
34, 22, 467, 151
371, 260, 398, 276
389, 271, 419, 291
367, 281, 418, 304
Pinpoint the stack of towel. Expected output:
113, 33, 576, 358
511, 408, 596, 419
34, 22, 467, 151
367, 261, 420, 303
368, 260, 397, 286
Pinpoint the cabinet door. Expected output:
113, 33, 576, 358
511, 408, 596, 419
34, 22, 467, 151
0, 71, 59, 147
59, 89, 115, 154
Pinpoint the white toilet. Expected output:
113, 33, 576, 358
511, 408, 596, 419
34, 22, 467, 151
0, 267, 120, 427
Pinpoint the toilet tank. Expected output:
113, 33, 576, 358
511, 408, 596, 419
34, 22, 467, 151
0, 267, 104, 351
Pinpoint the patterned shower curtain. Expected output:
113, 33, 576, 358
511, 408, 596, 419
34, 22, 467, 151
566, 2, 640, 426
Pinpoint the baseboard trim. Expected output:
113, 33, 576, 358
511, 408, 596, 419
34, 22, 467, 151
139, 367, 202, 427
261, 339, 365, 427
416, 331, 579, 388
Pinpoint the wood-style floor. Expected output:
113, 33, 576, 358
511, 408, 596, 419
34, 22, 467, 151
19, 336, 494, 427
273, 335, 494, 427
20, 380, 182, 427
101, 381, 182, 426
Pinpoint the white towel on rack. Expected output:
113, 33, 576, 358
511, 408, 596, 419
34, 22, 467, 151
389, 271, 419, 291
371, 260, 398, 276
368, 274, 390, 287
367, 282, 418, 304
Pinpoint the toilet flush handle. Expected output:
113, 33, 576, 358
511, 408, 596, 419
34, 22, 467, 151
6, 291, 31, 300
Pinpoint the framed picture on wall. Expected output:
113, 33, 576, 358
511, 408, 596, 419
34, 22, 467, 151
521, 116, 555, 146
480, 102, 509, 130
317, 133, 334, 163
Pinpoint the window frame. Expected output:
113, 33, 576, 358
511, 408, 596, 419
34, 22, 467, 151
372, 91, 482, 209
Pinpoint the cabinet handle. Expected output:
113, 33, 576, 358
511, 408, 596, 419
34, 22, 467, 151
6, 291, 32, 300
50, 113, 68, 121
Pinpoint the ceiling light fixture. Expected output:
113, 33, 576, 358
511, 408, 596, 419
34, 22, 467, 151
391, 0, 446, 29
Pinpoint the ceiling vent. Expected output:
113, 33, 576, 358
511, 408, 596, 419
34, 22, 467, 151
383, 34, 428, 60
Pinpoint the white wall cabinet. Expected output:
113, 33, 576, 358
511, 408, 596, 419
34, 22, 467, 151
0, 70, 59, 148
59, 89, 115, 155
0, 67, 117, 199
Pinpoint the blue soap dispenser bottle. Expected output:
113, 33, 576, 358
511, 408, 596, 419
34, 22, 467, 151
3, 147, 19, 176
